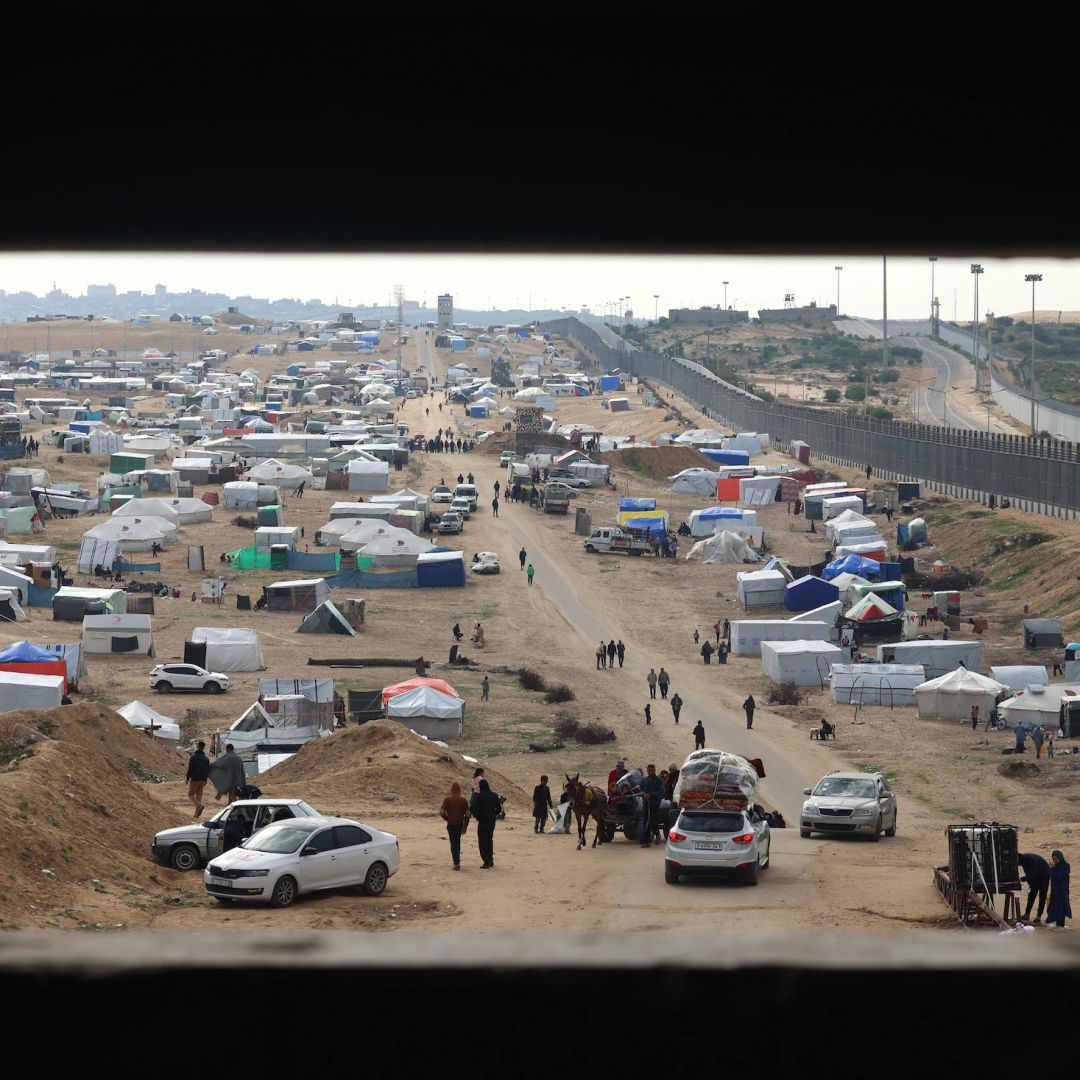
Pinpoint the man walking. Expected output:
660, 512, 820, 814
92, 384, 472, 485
295, 480, 305, 500
692, 720, 706, 750
532, 775, 553, 834
640, 764, 663, 848
526, 563, 535, 586
186, 740, 210, 818
743, 695, 756, 730
670, 693, 683, 724
701, 640, 714, 665
481, 675, 490, 701
616, 640, 625, 668
606, 639, 617, 668
657, 667, 670, 700
647, 668, 658, 699
519, 547, 527, 570
644, 702, 652, 726
440, 782, 470, 870
491, 496, 499, 518
596, 642, 606, 670
1019, 851, 1051, 924
208, 742, 246, 804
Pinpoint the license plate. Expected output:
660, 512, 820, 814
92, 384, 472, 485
694, 841, 724, 850
208, 876, 231, 887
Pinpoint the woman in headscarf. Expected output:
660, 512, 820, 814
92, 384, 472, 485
473, 778, 501, 869
1048, 850, 1072, 930
440, 782, 470, 871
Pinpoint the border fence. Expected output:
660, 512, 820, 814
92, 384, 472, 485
541, 316, 1080, 520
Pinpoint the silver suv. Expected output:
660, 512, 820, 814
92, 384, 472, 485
800, 771, 897, 842
152, 798, 320, 871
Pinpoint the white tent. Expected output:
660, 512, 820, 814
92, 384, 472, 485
875, 641, 983, 679
830, 663, 925, 706
189, 627, 266, 671
673, 428, 727, 446
0, 588, 27, 622
688, 508, 758, 536
822, 495, 865, 521
830, 572, 872, 602
83, 519, 174, 551
385, 685, 465, 740
0, 542, 57, 566
0, 671, 64, 713
112, 498, 180, 525
724, 433, 763, 456
789, 602, 843, 638
244, 459, 313, 489
358, 531, 435, 567
736, 569, 787, 609
223, 481, 259, 510
738, 476, 781, 505
159, 498, 214, 524
254, 526, 301, 552
669, 468, 722, 495
997, 684, 1080, 729
989, 666, 1049, 693
0, 564, 31, 605
82, 613, 155, 657
836, 539, 887, 559
346, 457, 390, 492
761, 640, 843, 686
732, 620, 833, 657
118, 700, 181, 742
914, 668, 1008, 721
684, 530, 758, 564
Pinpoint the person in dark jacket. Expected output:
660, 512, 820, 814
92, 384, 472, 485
701, 640, 714, 665
1048, 850, 1072, 930
616, 640, 625, 668
657, 667, 670, 699
473, 779, 501, 869
532, 775, 553, 834
670, 693, 683, 724
693, 720, 706, 750
640, 764, 663, 848
606, 639, 617, 667
186, 741, 210, 818
743, 695, 756, 730
1019, 851, 1052, 924
208, 743, 246, 804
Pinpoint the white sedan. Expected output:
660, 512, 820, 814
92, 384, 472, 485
204, 816, 400, 907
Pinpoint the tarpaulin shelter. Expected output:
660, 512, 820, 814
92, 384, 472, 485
385, 685, 465, 740
822, 554, 881, 581
0, 640, 67, 689
836, 539, 887, 562
784, 575, 840, 612
0, 506, 42, 535
264, 578, 330, 613
915, 668, 1008, 721
185, 627, 266, 671
688, 507, 758, 537
416, 550, 465, 587
762, 639, 843, 686
118, 700, 180, 742
82, 613, 155, 656
830, 663, 925, 706
736, 569, 787, 610
700, 448, 750, 466
616, 510, 668, 537
875, 640, 983, 678
53, 587, 127, 620
1023, 619, 1064, 650
684, 530, 758, 564
297, 600, 356, 635
0, 671, 64, 713
381, 676, 460, 706
619, 498, 656, 512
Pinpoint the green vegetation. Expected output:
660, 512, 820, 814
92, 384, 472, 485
995, 321, 1080, 405
845, 384, 866, 402
823, 388, 841, 403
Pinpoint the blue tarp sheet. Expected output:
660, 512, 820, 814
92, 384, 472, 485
619, 498, 656, 511
325, 568, 419, 590
416, 559, 466, 588
599, 375, 621, 391
621, 515, 667, 537
27, 585, 58, 608
822, 554, 882, 581
696, 507, 745, 519
287, 550, 341, 573
699, 449, 751, 465
897, 523, 909, 545
784, 575, 840, 612
118, 561, 161, 573
0, 641, 56, 663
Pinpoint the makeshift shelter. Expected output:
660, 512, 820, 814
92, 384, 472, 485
244, 459, 313, 489
762, 640, 843, 686
416, 550, 466, 587
836, 540, 887, 562
844, 592, 899, 625
738, 476, 781, 505
0, 564, 32, 605
228, 698, 331, 754
735, 569, 787, 610
185, 627, 266, 671
53, 587, 127, 620
297, 600, 356, 635
823, 554, 882, 581
0, 589, 27, 622
222, 482, 259, 510
619, 498, 657, 512
684, 530, 758, 564
875, 640, 983, 679
82, 613, 155, 656
112, 498, 179, 525
670, 468, 722, 495
784, 575, 840, 612
998, 684, 1080, 730
264, 578, 330, 613
381, 676, 460, 706
1023, 619, 1064, 650
118, 700, 180, 742
616, 510, 668, 537
731, 620, 833, 657
0, 641, 67, 688
915, 668, 1008, 721
346, 457, 391, 492
385, 685, 465, 740
989, 666, 1049, 693
0, 506, 42, 535
0, 671, 64, 713
830, 664, 925, 706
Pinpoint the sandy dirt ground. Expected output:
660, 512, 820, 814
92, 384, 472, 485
0, 323, 1074, 937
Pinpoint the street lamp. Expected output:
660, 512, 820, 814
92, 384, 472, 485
723, 281, 729, 310
653, 295, 659, 323
927, 384, 959, 429
970, 264, 984, 387
834, 265, 843, 315
911, 374, 935, 425
1025, 273, 1042, 435
929, 256, 937, 333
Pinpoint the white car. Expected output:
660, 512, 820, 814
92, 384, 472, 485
450, 496, 472, 519
204, 816, 400, 907
405, 390, 418, 399
470, 551, 501, 574
149, 663, 229, 694
664, 807, 771, 886
499, 451, 515, 466
429, 484, 453, 504
800, 771, 897, 841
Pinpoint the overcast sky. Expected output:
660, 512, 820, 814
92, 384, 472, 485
0, 252, 1074, 320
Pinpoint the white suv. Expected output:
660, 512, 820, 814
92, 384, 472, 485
665, 808, 771, 886
149, 663, 230, 694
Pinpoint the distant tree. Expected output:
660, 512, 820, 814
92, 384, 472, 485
844, 384, 867, 402
823, 388, 842, 403
877, 368, 900, 383
869, 406, 894, 420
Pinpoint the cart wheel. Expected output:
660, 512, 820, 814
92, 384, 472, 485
623, 820, 638, 842
602, 824, 616, 843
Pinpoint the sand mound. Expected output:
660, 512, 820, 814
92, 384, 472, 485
257, 719, 528, 813
0, 704, 190, 929
598, 445, 713, 481
999, 756, 1080, 789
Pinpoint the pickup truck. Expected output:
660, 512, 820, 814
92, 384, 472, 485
543, 481, 572, 514
584, 526, 654, 555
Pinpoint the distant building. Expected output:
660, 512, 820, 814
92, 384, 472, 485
437, 294, 454, 331
668, 307, 749, 325
87, 283, 117, 302
756, 301, 837, 324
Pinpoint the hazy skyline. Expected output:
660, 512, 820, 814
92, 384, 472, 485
0, 252, 1075, 321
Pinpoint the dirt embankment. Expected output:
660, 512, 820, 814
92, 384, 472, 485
598, 445, 716, 481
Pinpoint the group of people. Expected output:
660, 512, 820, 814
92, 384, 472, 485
1014, 721, 1054, 757
597, 639, 626, 669
439, 767, 503, 870
415, 431, 476, 454
1019, 850, 1072, 929
19, 436, 39, 457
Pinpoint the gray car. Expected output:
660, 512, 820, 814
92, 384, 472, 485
152, 798, 320, 871
800, 772, 897, 841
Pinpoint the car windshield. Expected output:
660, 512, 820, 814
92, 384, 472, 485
813, 778, 877, 799
242, 826, 313, 854
678, 812, 745, 834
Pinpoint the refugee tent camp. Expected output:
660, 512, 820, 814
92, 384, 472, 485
914, 668, 1008, 721
761, 640, 843, 686
0, 671, 64, 713
385, 685, 465, 740
185, 627, 266, 671
264, 578, 330, 613
830, 664, 925, 706
82, 613, 155, 657
297, 600, 356, 635
118, 700, 181, 742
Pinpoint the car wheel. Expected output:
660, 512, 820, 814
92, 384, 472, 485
363, 862, 389, 896
169, 844, 200, 872
155, 681, 173, 694
760, 843, 770, 870
665, 864, 680, 884
271, 875, 298, 908
744, 861, 760, 886
204, 682, 221, 695
870, 815, 882, 842
585, 544, 596, 554
885, 813, 897, 838
800, 828, 811, 838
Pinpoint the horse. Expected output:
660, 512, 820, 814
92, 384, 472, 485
565, 773, 608, 851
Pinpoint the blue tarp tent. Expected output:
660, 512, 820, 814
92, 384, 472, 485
822, 554, 882, 581
599, 375, 621, 391
0, 641, 56, 663
699, 448, 751, 465
696, 507, 745, 520
784, 575, 840, 612
416, 551, 466, 587
621, 515, 667, 537
619, 498, 657, 511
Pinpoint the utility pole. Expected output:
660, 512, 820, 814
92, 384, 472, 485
653, 295, 659, 323
970, 264, 983, 388
881, 256, 889, 369
1026, 273, 1042, 434
929, 256, 937, 335
835, 265, 843, 316
723, 281, 729, 311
